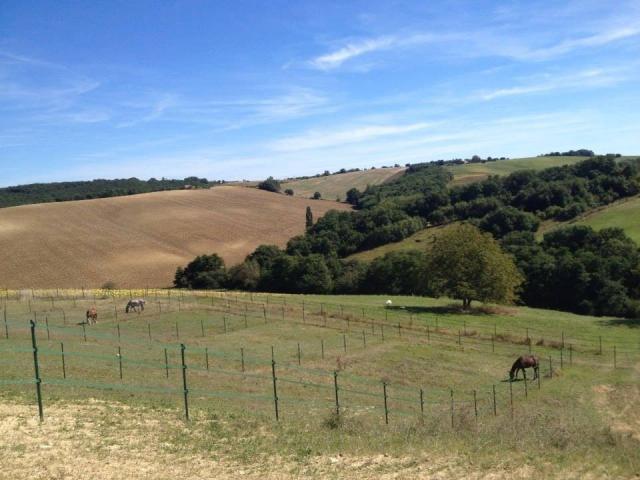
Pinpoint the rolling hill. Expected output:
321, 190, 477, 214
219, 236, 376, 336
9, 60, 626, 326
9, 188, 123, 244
283, 167, 405, 201
0, 186, 350, 288
539, 194, 640, 244
446, 156, 590, 185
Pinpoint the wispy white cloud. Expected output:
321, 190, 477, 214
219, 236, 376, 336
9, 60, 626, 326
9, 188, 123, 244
479, 68, 625, 100
269, 122, 431, 152
309, 33, 445, 70
514, 25, 640, 60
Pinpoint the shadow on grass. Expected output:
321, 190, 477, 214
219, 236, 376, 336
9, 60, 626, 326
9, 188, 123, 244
385, 304, 511, 316
597, 317, 640, 328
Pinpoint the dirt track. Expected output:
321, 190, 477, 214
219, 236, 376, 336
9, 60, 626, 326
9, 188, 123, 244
0, 186, 349, 288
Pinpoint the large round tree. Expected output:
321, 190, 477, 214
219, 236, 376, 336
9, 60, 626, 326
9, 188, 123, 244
427, 223, 523, 308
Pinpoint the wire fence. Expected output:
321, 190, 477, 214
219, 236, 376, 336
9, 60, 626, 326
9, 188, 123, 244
1, 306, 629, 428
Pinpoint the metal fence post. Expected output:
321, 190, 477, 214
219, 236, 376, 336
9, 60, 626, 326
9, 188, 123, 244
297, 343, 301, 365
180, 344, 189, 420
321, 339, 324, 360
30, 320, 44, 421
271, 359, 279, 421
118, 346, 123, 380
383, 382, 389, 425
205, 347, 209, 371
60, 342, 66, 379
164, 348, 169, 378
200, 319, 205, 337
473, 390, 478, 421
4, 308, 9, 339
240, 347, 245, 372
450, 389, 454, 428
549, 357, 553, 379
343, 334, 347, 353
492, 385, 497, 416
333, 371, 340, 417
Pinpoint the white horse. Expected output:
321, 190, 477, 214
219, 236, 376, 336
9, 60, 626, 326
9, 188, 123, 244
125, 299, 145, 313
385, 299, 393, 307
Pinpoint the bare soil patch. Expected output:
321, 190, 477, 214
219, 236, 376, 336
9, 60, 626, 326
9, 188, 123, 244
0, 186, 349, 288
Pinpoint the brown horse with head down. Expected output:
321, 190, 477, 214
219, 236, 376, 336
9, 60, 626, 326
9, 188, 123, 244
510, 355, 539, 381
86, 307, 98, 325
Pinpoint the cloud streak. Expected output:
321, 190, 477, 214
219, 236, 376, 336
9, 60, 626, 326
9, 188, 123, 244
269, 122, 431, 151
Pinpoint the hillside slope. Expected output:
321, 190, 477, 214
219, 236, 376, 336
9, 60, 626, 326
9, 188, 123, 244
0, 186, 349, 288
539, 194, 640, 243
446, 156, 590, 185
283, 167, 405, 200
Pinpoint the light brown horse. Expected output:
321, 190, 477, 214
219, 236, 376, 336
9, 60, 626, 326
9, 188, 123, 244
509, 355, 539, 381
86, 307, 98, 325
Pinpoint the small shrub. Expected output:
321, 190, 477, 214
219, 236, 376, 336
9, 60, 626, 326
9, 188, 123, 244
102, 281, 117, 290
312, 191, 321, 200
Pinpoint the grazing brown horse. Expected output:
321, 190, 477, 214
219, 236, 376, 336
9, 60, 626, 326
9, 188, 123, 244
86, 307, 98, 325
509, 355, 539, 381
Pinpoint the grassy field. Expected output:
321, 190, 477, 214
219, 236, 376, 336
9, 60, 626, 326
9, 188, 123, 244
1, 289, 639, 478
283, 167, 405, 201
348, 224, 455, 262
446, 156, 590, 185
0, 186, 349, 289
539, 195, 640, 244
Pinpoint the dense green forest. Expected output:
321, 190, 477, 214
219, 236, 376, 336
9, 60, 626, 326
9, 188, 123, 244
0, 176, 214, 208
178, 155, 640, 318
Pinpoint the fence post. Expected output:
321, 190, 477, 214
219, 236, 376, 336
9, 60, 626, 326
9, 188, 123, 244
240, 347, 245, 372
60, 342, 66, 378
420, 388, 425, 422
4, 307, 8, 339
569, 344, 573, 365
297, 343, 301, 365
321, 339, 324, 360
62, 309, 66, 325
492, 385, 497, 416
117, 323, 121, 342
30, 320, 44, 422
491, 335, 495, 353
473, 390, 478, 421
200, 319, 205, 337
164, 348, 169, 378
560, 348, 564, 369
180, 344, 189, 421
549, 357, 553, 378
398, 322, 401, 337
205, 347, 209, 371
333, 371, 340, 417
561, 331, 565, 349
271, 359, 279, 421
148, 323, 152, 342
45, 317, 50, 341
343, 334, 347, 353
118, 346, 123, 380
524, 373, 528, 398
362, 330, 366, 348
381, 324, 384, 342
383, 382, 389, 425
509, 380, 514, 419
426, 325, 430, 343
450, 389, 454, 428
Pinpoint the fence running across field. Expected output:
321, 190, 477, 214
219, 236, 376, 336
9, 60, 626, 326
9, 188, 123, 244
1, 288, 637, 427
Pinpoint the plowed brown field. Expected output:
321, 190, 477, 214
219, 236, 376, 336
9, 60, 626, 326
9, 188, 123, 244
0, 186, 349, 288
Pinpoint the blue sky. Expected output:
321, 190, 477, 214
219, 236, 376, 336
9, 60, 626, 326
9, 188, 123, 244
1, 0, 639, 186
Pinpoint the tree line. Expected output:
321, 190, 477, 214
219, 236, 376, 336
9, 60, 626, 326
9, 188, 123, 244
0, 176, 215, 208
176, 156, 640, 318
